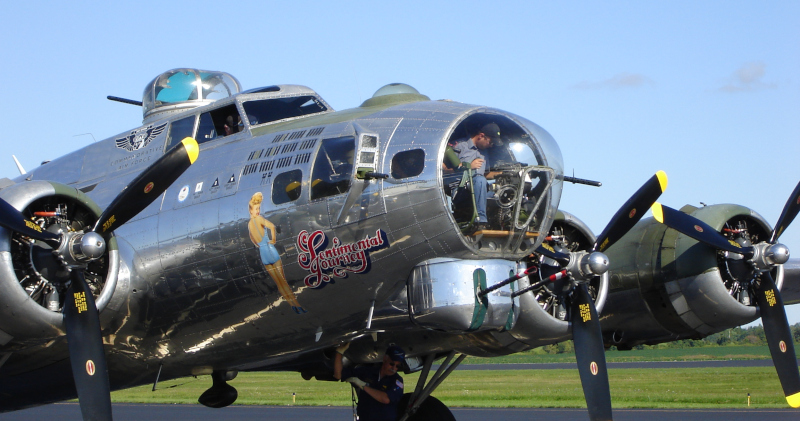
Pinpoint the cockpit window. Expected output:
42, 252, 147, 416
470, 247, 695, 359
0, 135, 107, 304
243, 96, 327, 126
391, 149, 425, 179
166, 115, 196, 150
311, 136, 354, 200
196, 103, 242, 144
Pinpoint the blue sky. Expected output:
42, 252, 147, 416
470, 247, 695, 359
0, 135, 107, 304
1, 1, 798, 324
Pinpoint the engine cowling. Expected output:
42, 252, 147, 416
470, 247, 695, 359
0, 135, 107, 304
506, 210, 609, 348
0, 181, 118, 343
600, 203, 780, 348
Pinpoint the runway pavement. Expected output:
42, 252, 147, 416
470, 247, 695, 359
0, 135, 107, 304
2, 403, 798, 420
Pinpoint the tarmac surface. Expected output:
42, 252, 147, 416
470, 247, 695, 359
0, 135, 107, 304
2, 403, 799, 421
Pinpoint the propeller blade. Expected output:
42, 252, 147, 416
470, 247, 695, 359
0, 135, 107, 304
571, 283, 613, 421
753, 272, 800, 408
771, 180, 800, 243
536, 244, 571, 266
63, 270, 113, 421
651, 202, 754, 255
0, 197, 60, 242
594, 170, 667, 252
93, 137, 199, 234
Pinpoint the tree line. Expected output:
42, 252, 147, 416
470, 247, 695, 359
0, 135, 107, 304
651, 323, 800, 349
537, 323, 800, 354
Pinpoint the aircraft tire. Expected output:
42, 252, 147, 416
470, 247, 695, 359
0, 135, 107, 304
397, 394, 455, 421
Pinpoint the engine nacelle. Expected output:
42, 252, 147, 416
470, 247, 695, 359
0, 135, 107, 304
506, 210, 609, 348
0, 181, 119, 343
601, 203, 780, 348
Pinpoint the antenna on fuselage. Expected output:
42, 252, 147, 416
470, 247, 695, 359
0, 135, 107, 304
12, 155, 25, 175
74, 133, 97, 143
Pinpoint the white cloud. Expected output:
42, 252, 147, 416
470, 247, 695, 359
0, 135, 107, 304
719, 62, 775, 92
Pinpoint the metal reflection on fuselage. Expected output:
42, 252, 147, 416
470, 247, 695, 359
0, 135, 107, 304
0, 73, 564, 404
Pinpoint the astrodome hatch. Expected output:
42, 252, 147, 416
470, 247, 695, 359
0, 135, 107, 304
359, 83, 430, 108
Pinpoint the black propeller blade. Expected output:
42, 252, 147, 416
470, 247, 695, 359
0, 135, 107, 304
69, 137, 197, 419
771, 180, 800, 243
594, 170, 668, 252
753, 272, 800, 407
575, 171, 666, 420
94, 137, 199, 234
650, 203, 753, 255
64, 270, 113, 421
536, 242, 570, 266
0, 198, 60, 243
572, 283, 613, 421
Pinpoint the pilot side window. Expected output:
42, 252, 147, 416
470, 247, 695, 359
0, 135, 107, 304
166, 115, 196, 151
391, 149, 425, 179
243, 96, 327, 127
197, 103, 243, 144
272, 169, 303, 205
311, 136, 355, 200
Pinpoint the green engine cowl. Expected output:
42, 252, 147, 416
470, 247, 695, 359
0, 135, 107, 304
599, 203, 782, 349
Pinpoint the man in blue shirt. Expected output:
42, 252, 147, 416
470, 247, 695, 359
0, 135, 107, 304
450, 122, 503, 230
334, 343, 405, 421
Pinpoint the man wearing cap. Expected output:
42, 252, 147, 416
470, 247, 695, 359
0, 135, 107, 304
333, 343, 405, 421
450, 122, 503, 230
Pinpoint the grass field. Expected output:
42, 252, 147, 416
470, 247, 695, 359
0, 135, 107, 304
461, 344, 787, 364
110, 346, 797, 409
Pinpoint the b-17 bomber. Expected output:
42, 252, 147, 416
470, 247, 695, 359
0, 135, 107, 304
0, 68, 798, 420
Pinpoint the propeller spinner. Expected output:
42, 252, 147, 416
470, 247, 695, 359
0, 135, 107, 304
0, 137, 198, 421
650, 179, 800, 408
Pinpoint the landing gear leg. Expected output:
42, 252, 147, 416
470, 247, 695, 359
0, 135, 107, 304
397, 352, 464, 421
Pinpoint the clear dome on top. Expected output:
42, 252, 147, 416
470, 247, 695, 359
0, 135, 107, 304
142, 69, 241, 123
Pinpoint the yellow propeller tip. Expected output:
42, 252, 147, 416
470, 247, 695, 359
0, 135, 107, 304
651, 202, 664, 223
655, 170, 668, 192
787, 391, 800, 408
181, 137, 200, 164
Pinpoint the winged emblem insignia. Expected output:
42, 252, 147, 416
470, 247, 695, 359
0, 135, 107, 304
114, 122, 168, 152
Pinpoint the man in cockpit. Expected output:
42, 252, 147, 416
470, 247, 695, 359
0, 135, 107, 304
224, 115, 242, 136
451, 122, 503, 231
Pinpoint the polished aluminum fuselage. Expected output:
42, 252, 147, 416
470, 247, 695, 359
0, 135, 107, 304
0, 85, 565, 403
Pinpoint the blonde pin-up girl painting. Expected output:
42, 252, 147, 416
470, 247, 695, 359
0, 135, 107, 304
248, 192, 305, 314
